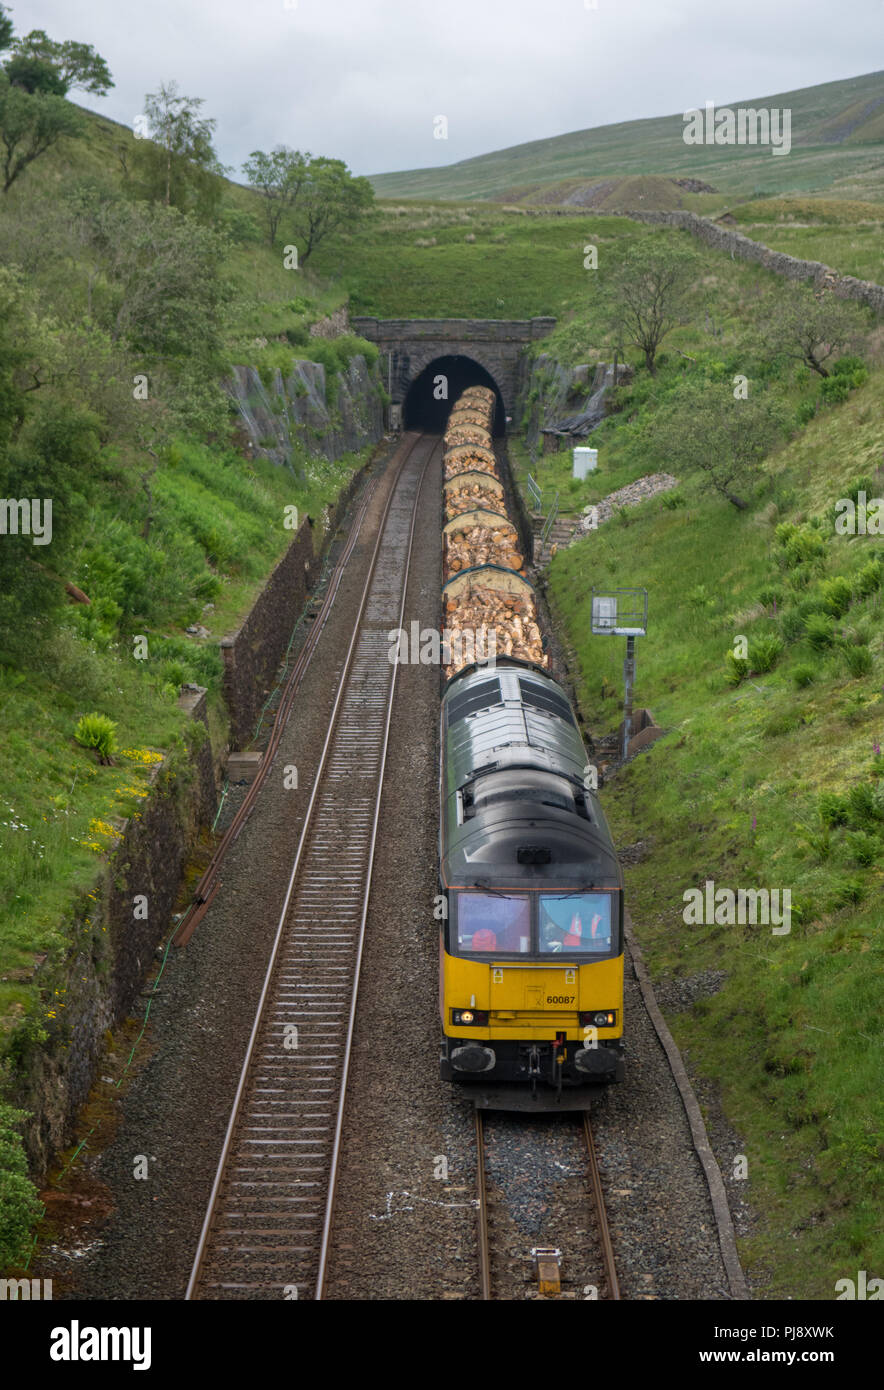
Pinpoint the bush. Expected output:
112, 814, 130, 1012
661, 490, 686, 510
775, 522, 826, 568
819, 792, 848, 827
829, 875, 865, 909
0, 1102, 42, 1267
792, 663, 816, 688
804, 613, 836, 650
832, 355, 866, 378
757, 587, 783, 609
820, 376, 850, 405
724, 651, 749, 686
74, 712, 117, 762
855, 558, 883, 598
841, 643, 873, 679
847, 831, 878, 867
818, 575, 853, 618
748, 632, 783, 673
795, 399, 817, 427
846, 783, 884, 831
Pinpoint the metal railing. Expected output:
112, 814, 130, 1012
526, 472, 543, 512
540, 491, 559, 551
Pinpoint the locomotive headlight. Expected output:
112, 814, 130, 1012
579, 1010, 617, 1028
452, 1008, 489, 1026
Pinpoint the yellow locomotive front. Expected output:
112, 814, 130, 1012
439, 660, 625, 1106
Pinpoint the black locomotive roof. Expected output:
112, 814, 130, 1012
440, 662, 621, 891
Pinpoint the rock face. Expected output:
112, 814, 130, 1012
226, 353, 385, 471
519, 355, 633, 453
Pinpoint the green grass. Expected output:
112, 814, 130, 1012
370, 70, 884, 204
540, 367, 884, 1298
0, 437, 367, 1034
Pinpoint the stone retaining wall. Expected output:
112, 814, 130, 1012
15, 695, 216, 1171
622, 209, 884, 314
220, 458, 371, 750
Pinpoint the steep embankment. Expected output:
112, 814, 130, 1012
525, 364, 884, 1298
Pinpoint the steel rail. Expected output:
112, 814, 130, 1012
173, 460, 384, 948
314, 435, 434, 1298
582, 1111, 621, 1300
186, 432, 433, 1300
475, 1110, 492, 1301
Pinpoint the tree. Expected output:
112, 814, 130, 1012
133, 81, 226, 217
6, 29, 113, 96
602, 238, 695, 375
0, 70, 84, 192
0, 5, 13, 53
651, 382, 786, 510
72, 197, 231, 435
289, 156, 374, 263
242, 145, 310, 246
763, 283, 860, 378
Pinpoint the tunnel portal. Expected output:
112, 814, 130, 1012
403, 355, 506, 435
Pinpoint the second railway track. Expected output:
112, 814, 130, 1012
187, 432, 438, 1300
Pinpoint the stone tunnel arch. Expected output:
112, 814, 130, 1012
402, 355, 506, 435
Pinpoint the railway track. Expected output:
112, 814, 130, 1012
475, 1110, 621, 1300
186, 432, 439, 1300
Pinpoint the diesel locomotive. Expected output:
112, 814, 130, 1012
436, 388, 625, 1107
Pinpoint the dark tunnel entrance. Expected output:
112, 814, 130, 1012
402, 356, 506, 435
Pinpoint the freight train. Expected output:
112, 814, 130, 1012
437, 387, 625, 1107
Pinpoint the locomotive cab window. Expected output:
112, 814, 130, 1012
538, 892, 614, 955
455, 892, 531, 954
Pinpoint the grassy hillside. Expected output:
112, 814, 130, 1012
0, 98, 379, 1263
370, 69, 884, 205
493, 252, 884, 1295
542, 376, 884, 1298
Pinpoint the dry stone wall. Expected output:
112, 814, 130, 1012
622, 210, 884, 314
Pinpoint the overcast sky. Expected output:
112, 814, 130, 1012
11, 0, 884, 176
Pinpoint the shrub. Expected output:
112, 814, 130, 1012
832, 355, 866, 378
74, 712, 117, 762
847, 831, 878, 867
842, 644, 873, 679
661, 490, 686, 510
829, 875, 865, 909
724, 651, 749, 686
804, 613, 836, 650
820, 376, 850, 405
818, 792, 848, 827
748, 632, 783, 673
818, 575, 853, 618
757, 587, 782, 609
795, 399, 817, 427
846, 783, 884, 831
776, 523, 826, 568
0, 1102, 42, 1267
855, 558, 883, 598
792, 663, 816, 688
